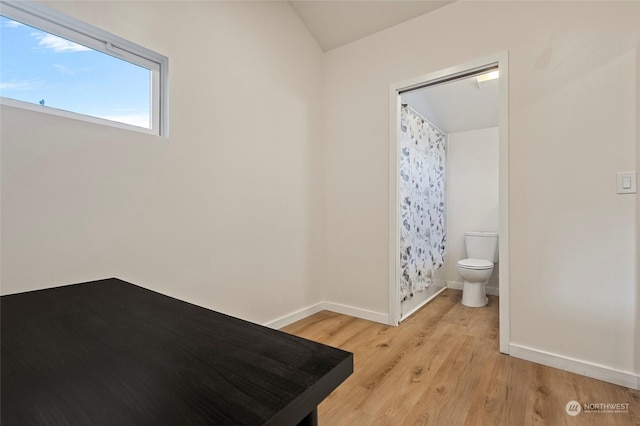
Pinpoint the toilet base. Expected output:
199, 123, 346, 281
461, 281, 488, 307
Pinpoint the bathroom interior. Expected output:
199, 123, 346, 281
399, 68, 500, 321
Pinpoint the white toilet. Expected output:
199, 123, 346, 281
456, 231, 499, 307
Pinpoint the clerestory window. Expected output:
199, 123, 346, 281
0, 1, 169, 136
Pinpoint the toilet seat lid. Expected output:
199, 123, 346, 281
457, 258, 493, 270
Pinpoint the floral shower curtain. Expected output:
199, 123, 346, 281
400, 105, 447, 302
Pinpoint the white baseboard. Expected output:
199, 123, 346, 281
510, 343, 640, 390
446, 281, 463, 291
263, 301, 388, 330
446, 280, 499, 296
400, 286, 447, 322
263, 303, 325, 330
322, 301, 389, 325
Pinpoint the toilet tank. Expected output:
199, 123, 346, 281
464, 232, 499, 262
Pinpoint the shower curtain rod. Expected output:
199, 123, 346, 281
398, 64, 498, 95
402, 103, 447, 136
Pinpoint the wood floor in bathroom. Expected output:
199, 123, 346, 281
281, 289, 640, 426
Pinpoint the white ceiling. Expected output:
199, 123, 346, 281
288, 1, 454, 52
287, 0, 496, 133
401, 74, 499, 134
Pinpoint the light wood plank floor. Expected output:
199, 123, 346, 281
281, 289, 640, 426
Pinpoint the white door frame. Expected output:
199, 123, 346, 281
388, 52, 510, 354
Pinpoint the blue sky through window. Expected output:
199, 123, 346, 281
0, 15, 151, 128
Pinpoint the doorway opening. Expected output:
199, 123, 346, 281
388, 53, 510, 354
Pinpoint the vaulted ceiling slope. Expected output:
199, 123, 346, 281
288, 1, 455, 51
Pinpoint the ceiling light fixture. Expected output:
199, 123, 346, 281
476, 70, 499, 88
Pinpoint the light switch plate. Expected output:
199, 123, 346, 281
617, 171, 636, 194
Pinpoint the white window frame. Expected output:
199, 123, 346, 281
0, 1, 169, 137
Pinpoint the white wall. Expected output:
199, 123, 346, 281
445, 127, 499, 292
322, 1, 639, 378
0, 1, 325, 325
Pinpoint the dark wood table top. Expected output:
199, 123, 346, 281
1, 278, 353, 425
